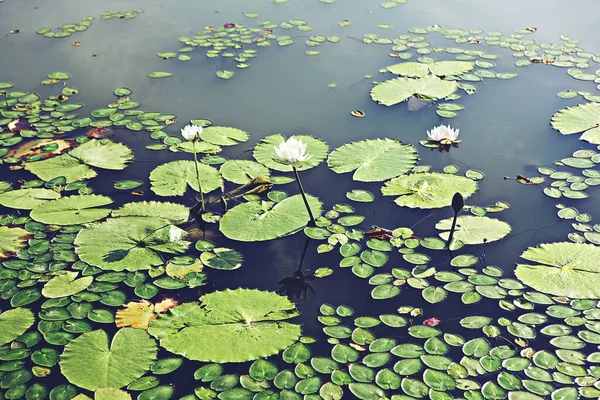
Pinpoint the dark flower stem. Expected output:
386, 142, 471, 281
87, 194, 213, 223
192, 139, 205, 212
292, 166, 316, 226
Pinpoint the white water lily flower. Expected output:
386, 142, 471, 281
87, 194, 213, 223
427, 124, 460, 143
273, 137, 312, 166
181, 124, 203, 141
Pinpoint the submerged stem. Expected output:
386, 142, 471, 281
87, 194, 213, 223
447, 211, 459, 248
192, 139, 205, 212
292, 166, 316, 226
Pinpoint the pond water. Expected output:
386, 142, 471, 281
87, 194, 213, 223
1, 0, 600, 399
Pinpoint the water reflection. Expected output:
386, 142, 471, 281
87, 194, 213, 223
277, 237, 316, 302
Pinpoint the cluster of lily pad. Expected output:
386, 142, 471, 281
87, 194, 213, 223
154, 19, 341, 80
36, 10, 143, 39
363, 25, 600, 123
4, 10, 600, 400
0, 70, 590, 400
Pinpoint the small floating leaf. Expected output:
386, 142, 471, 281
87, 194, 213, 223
216, 70, 235, 80
148, 71, 173, 79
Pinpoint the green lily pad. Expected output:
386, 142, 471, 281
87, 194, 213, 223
111, 201, 190, 224
386, 60, 474, 77
148, 71, 173, 79
371, 75, 459, 106
219, 194, 322, 242
515, 242, 600, 298
75, 217, 190, 271
114, 180, 143, 190
216, 70, 235, 80
60, 328, 158, 390
201, 126, 249, 146
0, 308, 35, 346
148, 289, 301, 363
382, 173, 477, 208
150, 160, 222, 196
327, 139, 418, 182
253, 134, 328, 172
48, 72, 71, 80
220, 160, 270, 184
200, 248, 243, 270
436, 216, 511, 244
25, 139, 133, 183
551, 102, 600, 144
0, 189, 61, 210
30, 195, 113, 225
346, 190, 375, 203
42, 271, 93, 298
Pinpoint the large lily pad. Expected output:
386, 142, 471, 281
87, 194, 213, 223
382, 173, 477, 208
70, 139, 133, 169
219, 194, 322, 242
436, 216, 511, 244
0, 188, 60, 210
0, 226, 31, 256
220, 160, 271, 184
0, 308, 35, 346
25, 154, 97, 183
111, 201, 190, 224
200, 126, 249, 146
327, 139, 418, 182
371, 75, 459, 106
253, 134, 328, 172
515, 242, 600, 298
74, 217, 190, 271
386, 61, 475, 77
149, 160, 222, 196
60, 328, 158, 391
25, 139, 133, 183
95, 388, 132, 400
148, 289, 301, 363
551, 102, 600, 144
42, 271, 94, 298
30, 195, 113, 225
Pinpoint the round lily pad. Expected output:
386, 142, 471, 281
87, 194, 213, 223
148, 289, 301, 363
219, 194, 322, 242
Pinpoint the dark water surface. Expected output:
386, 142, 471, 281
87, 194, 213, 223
1, 0, 600, 398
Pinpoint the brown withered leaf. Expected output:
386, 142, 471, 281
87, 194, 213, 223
8, 138, 73, 159
85, 127, 114, 139
8, 118, 30, 133
115, 298, 179, 330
